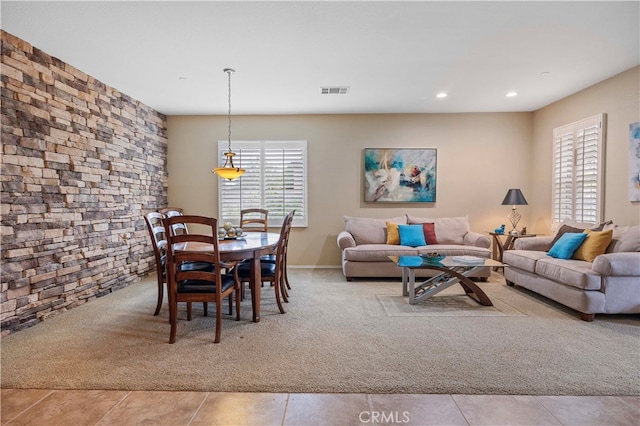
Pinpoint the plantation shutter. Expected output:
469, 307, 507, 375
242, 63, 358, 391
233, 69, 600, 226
218, 140, 307, 227
551, 114, 605, 227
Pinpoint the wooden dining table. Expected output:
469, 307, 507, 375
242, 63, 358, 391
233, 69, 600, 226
174, 232, 280, 323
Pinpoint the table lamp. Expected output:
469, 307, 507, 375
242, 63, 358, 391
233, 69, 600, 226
501, 189, 527, 235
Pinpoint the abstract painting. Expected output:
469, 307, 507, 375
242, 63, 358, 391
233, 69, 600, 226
364, 148, 437, 202
630, 122, 640, 202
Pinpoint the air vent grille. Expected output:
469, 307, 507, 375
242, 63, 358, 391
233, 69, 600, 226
321, 86, 350, 95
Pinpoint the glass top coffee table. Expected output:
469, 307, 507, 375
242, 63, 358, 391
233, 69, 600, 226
388, 255, 505, 306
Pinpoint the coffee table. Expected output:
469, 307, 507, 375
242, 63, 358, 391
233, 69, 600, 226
388, 255, 505, 306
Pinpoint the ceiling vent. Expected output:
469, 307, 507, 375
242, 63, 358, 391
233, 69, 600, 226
321, 86, 350, 95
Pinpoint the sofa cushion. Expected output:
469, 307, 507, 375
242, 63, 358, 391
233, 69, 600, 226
503, 250, 549, 273
386, 222, 401, 245
407, 215, 470, 244
548, 232, 588, 259
435, 216, 470, 245
345, 215, 407, 245
418, 245, 490, 258
399, 224, 426, 247
548, 224, 585, 248
617, 225, 640, 253
535, 258, 602, 290
343, 244, 418, 262
406, 214, 435, 224
573, 229, 613, 262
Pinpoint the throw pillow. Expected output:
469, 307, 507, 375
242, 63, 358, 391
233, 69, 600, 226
398, 224, 427, 247
548, 224, 584, 249
548, 232, 588, 259
422, 223, 439, 245
386, 222, 400, 245
572, 229, 613, 262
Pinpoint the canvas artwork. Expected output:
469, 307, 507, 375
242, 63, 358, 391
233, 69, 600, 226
630, 122, 640, 202
364, 148, 437, 202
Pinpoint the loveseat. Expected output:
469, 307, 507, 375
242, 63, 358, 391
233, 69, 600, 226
503, 222, 640, 321
337, 215, 491, 281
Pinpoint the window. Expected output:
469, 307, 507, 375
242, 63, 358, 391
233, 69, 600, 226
218, 140, 307, 227
552, 114, 606, 227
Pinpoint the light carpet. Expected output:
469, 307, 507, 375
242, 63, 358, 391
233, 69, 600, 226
2, 269, 639, 395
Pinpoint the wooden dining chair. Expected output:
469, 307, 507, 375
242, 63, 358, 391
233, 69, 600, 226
144, 212, 168, 316
158, 207, 184, 215
235, 210, 295, 313
240, 208, 268, 232
163, 215, 240, 344
163, 210, 188, 235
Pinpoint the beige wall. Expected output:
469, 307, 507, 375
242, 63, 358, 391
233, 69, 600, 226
168, 113, 532, 266
167, 66, 640, 267
531, 66, 640, 231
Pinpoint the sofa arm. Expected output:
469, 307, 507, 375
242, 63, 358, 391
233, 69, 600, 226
463, 231, 490, 248
592, 253, 640, 276
514, 236, 553, 251
337, 231, 356, 250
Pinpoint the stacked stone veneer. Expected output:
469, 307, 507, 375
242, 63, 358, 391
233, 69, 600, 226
1, 31, 168, 336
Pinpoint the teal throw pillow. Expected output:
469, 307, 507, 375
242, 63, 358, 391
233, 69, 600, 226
398, 224, 427, 247
548, 232, 588, 259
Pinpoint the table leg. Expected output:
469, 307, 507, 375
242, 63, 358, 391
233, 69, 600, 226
402, 267, 408, 297
408, 265, 493, 307
250, 254, 261, 322
408, 269, 416, 304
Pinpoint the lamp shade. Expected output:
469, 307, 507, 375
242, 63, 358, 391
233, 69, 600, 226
501, 189, 528, 206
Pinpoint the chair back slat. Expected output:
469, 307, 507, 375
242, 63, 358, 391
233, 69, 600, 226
240, 209, 268, 232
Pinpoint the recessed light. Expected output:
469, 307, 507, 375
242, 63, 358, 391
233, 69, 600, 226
436, 92, 448, 98
506, 91, 518, 97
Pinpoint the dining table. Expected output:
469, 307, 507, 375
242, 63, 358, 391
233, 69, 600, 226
174, 232, 280, 323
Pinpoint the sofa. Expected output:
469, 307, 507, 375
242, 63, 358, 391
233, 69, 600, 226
336, 215, 491, 281
503, 221, 640, 321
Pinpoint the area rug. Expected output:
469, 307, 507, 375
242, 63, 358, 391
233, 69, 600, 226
2, 269, 639, 395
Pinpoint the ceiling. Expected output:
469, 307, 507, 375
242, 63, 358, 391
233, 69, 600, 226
2, 1, 639, 116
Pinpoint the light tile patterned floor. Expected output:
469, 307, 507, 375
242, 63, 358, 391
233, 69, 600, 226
2, 389, 638, 425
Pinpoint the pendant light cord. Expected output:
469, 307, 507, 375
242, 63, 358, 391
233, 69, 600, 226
227, 68, 233, 151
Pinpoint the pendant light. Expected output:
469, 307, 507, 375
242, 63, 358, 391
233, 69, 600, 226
213, 68, 245, 180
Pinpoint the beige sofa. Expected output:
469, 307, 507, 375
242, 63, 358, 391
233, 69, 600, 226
337, 215, 491, 281
503, 222, 640, 321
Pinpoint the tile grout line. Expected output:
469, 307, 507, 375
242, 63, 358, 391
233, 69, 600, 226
186, 391, 210, 426
532, 395, 568, 426
450, 394, 472, 426
280, 393, 292, 426
92, 390, 132, 426
3, 390, 55, 425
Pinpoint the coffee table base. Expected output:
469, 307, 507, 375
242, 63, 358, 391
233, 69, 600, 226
402, 265, 493, 306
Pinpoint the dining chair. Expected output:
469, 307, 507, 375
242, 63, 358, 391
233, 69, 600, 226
163, 215, 240, 344
158, 207, 184, 215
240, 208, 268, 232
235, 210, 295, 313
144, 212, 168, 316
163, 209, 188, 235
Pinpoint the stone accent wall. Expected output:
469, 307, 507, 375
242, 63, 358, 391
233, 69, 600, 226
1, 31, 168, 336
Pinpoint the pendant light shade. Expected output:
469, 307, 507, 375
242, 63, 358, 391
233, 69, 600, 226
213, 68, 245, 180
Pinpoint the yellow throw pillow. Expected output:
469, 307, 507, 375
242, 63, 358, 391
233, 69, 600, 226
386, 222, 400, 245
573, 229, 613, 262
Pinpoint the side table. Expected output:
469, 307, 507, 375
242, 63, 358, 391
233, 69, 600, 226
488, 232, 539, 270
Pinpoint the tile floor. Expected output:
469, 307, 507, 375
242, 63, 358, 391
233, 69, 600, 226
1, 389, 638, 425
